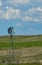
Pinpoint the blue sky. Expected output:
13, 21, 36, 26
0, 0, 42, 36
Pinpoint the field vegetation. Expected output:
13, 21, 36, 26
0, 35, 42, 65
0, 35, 42, 49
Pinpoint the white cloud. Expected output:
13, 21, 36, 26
4, 12, 10, 19
24, 7, 42, 22
36, 7, 42, 12
28, 8, 35, 13
0, 7, 21, 20
0, 7, 42, 22
22, 16, 32, 21
30, 0, 42, 4
7, 0, 29, 5
16, 23, 21, 27
22, 16, 40, 22
33, 19, 39, 22
4, 7, 21, 19
7, 0, 42, 5
0, 10, 4, 19
28, 7, 42, 14
6, 6, 9, 9
15, 0, 29, 4
0, 1, 3, 6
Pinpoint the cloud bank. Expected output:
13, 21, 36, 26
0, 0, 42, 22
0, 7, 42, 22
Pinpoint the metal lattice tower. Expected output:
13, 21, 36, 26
7, 27, 15, 65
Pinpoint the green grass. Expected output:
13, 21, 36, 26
0, 63, 42, 65
0, 36, 42, 65
14, 41, 42, 48
0, 42, 10, 49
13, 64, 42, 65
6, 63, 42, 65
0, 35, 42, 49
0, 41, 42, 49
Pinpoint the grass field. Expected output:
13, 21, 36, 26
0, 35, 42, 49
0, 35, 42, 65
0, 41, 42, 49
0, 63, 42, 65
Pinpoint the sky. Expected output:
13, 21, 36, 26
0, 0, 42, 36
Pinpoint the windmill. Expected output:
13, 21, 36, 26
7, 27, 15, 65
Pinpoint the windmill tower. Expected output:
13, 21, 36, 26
7, 27, 15, 65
